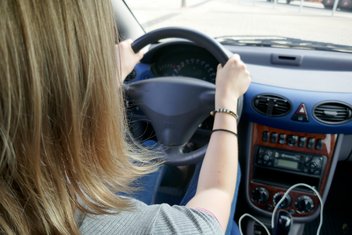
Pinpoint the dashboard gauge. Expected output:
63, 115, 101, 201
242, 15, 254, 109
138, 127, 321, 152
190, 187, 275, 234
151, 43, 218, 83
173, 58, 216, 83
155, 63, 178, 76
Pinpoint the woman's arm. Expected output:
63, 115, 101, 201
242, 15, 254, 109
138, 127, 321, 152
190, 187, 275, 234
186, 55, 251, 230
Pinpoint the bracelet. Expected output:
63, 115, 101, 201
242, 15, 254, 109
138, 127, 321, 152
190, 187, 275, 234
210, 108, 238, 119
212, 129, 238, 137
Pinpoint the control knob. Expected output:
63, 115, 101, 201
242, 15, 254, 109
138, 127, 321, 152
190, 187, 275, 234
295, 195, 314, 213
273, 192, 291, 208
263, 154, 270, 161
252, 187, 269, 204
310, 157, 322, 169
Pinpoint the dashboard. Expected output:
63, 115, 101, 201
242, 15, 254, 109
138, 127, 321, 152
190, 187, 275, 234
126, 40, 352, 222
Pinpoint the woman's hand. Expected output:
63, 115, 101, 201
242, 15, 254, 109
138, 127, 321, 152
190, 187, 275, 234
116, 39, 144, 81
215, 54, 251, 110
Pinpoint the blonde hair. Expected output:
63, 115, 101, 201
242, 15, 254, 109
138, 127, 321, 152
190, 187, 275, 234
0, 0, 157, 234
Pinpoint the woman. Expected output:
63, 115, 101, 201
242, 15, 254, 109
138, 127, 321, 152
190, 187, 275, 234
0, 0, 250, 234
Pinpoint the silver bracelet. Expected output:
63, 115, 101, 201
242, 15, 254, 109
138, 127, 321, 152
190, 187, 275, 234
210, 108, 238, 119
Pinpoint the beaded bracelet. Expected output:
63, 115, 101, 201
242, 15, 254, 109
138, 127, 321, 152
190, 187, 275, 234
212, 129, 238, 137
210, 108, 238, 119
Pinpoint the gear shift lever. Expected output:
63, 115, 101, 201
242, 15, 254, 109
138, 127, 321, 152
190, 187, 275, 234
272, 210, 292, 235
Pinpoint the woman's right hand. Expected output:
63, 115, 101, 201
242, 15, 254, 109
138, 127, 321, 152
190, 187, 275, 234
215, 54, 251, 110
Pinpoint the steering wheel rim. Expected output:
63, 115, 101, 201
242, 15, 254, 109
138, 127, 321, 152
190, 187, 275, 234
132, 27, 232, 66
126, 27, 242, 165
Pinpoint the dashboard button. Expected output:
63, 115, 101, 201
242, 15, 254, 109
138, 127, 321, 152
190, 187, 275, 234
292, 103, 309, 122
287, 135, 298, 146
315, 139, 323, 150
307, 138, 316, 149
298, 137, 307, 148
263, 154, 270, 161
304, 155, 311, 163
279, 134, 287, 144
262, 131, 269, 142
270, 132, 278, 143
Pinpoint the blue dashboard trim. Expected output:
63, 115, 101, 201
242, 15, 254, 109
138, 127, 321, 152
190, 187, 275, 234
134, 63, 153, 81
243, 83, 352, 134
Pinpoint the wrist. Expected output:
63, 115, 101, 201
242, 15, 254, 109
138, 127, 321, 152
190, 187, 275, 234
215, 98, 238, 110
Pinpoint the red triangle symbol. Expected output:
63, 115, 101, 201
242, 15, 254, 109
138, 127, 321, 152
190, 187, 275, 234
296, 103, 307, 115
298, 106, 305, 114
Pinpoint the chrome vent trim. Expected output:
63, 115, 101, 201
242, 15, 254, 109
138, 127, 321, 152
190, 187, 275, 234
253, 94, 291, 116
314, 102, 352, 124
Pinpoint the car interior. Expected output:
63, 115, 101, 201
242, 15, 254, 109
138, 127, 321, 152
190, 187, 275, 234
113, 1, 352, 234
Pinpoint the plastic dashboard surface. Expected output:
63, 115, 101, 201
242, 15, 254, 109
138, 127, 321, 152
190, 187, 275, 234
243, 82, 352, 134
127, 41, 352, 134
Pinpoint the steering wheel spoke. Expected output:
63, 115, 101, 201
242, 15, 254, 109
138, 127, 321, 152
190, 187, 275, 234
160, 144, 208, 166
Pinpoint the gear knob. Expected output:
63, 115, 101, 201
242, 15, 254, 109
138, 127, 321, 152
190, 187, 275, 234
272, 210, 292, 235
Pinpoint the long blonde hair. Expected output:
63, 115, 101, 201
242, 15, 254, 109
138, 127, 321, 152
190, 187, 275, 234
0, 0, 156, 234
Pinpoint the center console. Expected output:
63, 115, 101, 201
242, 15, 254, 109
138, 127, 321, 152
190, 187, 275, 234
247, 123, 337, 218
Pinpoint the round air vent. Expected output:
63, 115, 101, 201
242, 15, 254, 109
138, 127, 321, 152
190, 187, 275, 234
314, 102, 352, 124
253, 94, 291, 116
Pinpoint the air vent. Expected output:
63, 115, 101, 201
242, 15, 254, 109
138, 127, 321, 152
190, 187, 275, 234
253, 94, 291, 116
314, 102, 352, 124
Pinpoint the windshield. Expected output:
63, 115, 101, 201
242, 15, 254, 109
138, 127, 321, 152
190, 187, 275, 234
125, 0, 352, 51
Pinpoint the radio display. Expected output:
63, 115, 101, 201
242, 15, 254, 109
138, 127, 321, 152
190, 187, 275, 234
276, 159, 298, 170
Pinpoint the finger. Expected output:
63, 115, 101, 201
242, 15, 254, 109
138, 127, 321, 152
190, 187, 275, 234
124, 38, 133, 44
137, 51, 144, 59
230, 54, 241, 62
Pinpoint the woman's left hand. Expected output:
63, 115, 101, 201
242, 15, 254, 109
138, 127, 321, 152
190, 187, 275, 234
116, 39, 144, 81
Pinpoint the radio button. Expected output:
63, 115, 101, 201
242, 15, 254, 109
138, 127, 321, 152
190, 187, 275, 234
258, 147, 265, 155
304, 155, 311, 163
310, 157, 322, 169
263, 154, 270, 161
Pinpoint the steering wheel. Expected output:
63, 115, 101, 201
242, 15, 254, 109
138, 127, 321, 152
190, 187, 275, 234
125, 27, 243, 165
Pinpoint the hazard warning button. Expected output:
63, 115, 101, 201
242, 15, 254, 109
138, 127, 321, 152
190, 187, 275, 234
292, 103, 309, 122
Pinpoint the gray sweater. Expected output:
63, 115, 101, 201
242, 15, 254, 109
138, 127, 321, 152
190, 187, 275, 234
79, 199, 223, 235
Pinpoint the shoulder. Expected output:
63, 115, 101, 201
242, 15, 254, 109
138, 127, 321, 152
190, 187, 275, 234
79, 199, 222, 235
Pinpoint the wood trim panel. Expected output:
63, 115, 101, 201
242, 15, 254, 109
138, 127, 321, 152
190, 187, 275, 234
248, 123, 337, 216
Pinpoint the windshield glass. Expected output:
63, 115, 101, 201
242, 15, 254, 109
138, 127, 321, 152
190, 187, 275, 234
125, 0, 352, 51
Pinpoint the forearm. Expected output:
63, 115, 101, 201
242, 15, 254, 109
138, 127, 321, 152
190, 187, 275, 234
186, 55, 250, 230
197, 120, 237, 194
186, 101, 239, 230
197, 100, 238, 195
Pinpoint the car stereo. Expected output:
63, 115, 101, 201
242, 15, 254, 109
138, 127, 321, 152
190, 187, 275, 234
255, 146, 326, 176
